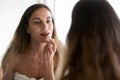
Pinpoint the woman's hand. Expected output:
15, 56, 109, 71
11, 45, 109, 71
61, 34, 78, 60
43, 38, 56, 80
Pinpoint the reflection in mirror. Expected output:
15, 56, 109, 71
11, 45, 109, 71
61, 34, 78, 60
0, 2, 65, 80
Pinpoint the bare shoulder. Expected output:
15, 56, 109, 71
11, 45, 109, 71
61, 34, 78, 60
2, 53, 22, 80
2, 57, 16, 80
0, 67, 3, 80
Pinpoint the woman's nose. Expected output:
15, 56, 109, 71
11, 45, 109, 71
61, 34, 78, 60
41, 22, 48, 30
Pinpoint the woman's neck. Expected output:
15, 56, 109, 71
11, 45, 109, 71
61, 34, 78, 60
28, 40, 47, 55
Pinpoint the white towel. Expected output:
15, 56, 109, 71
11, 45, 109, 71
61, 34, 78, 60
14, 72, 44, 80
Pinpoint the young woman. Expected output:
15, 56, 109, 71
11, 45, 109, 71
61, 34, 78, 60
2, 4, 64, 80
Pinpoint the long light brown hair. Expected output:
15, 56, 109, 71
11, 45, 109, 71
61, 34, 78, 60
57, 0, 120, 80
2, 3, 64, 76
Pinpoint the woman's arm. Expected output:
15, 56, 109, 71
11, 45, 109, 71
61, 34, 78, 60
43, 38, 56, 80
44, 57, 55, 80
0, 67, 3, 80
2, 57, 16, 80
2, 64, 14, 80
3, 70, 14, 80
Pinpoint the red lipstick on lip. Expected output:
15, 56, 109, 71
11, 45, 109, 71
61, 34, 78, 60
40, 33, 50, 36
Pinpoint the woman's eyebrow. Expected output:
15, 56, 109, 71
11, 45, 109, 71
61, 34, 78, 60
32, 18, 41, 20
47, 16, 52, 19
32, 16, 52, 20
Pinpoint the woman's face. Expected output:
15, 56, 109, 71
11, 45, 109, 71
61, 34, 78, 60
27, 8, 53, 42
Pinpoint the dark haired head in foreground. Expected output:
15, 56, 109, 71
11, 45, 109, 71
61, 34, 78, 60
56, 0, 120, 80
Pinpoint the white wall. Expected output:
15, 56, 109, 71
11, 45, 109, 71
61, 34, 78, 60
108, 0, 120, 19
55, 0, 79, 44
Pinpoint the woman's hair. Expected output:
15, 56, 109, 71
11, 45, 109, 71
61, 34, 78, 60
57, 0, 120, 80
2, 3, 64, 76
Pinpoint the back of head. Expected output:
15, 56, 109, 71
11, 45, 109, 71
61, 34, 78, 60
60, 0, 120, 80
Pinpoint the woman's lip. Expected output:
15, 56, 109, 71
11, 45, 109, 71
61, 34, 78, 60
41, 31, 50, 34
40, 33, 50, 36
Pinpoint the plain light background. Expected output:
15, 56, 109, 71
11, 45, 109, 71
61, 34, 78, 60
0, 0, 120, 65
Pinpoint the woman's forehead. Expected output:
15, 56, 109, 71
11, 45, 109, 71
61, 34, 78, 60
30, 8, 52, 20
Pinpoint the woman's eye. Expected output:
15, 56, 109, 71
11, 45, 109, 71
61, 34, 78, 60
46, 20, 50, 23
46, 20, 52, 23
33, 21, 41, 24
